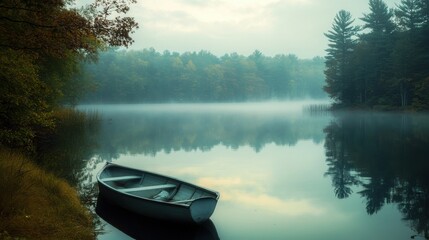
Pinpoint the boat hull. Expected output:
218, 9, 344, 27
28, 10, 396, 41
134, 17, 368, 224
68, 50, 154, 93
96, 195, 220, 240
97, 163, 219, 224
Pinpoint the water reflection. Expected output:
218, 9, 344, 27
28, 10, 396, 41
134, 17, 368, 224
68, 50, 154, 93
81, 102, 329, 159
324, 112, 429, 239
96, 195, 219, 240
43, 103, 429, 239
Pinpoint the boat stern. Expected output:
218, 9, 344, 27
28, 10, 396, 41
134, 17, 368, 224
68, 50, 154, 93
189, 197, 218, 224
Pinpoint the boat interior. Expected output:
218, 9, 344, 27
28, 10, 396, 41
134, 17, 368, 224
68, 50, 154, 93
100, 166, 216, 204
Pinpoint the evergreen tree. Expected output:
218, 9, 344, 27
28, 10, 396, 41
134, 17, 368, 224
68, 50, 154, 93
396, 0, 424, 31
362, 0, 396, 33
414, 0, 429, 109
323, 0, 429, 110
324, 10, 359, 105
360, 0, 396, 105
417, 0, 429, 25
393, 0, 424, 107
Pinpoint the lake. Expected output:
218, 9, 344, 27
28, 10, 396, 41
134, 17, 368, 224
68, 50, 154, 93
74, 101, 429, 240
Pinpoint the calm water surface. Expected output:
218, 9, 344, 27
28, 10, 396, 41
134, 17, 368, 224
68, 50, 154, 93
76, 102, 429, 240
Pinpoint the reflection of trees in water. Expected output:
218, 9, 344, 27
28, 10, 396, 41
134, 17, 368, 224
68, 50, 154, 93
323, 121, 360, 199
95, 112, 330, 160
34, 109, 331, 238
323, 113, 429, 239
398, 182, 429, 239
78, 156, 106, 236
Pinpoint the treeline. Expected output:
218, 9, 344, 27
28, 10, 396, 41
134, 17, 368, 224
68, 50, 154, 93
82, 49, 326, 103
325, 0, 429, 110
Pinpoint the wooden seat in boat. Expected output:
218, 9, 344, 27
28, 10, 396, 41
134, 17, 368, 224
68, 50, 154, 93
120, 184, 176, 193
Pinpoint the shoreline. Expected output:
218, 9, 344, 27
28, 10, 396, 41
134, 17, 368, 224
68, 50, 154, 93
0, 149, 95, 240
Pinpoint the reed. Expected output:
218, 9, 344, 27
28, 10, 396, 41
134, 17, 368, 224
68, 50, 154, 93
35, 108, 101, 184
303, 103, 331, 114
52, 108, 100, 130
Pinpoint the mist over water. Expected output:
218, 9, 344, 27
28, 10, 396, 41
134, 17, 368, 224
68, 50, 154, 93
80, 99, 330, 114
75, 101, 429, 240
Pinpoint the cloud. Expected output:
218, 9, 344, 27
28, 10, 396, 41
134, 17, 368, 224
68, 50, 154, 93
128, 0, 324, 57
126, 0, 400, 58
197, 176, 326, 216
135, 0, 275, 32
233, 193, 325, 216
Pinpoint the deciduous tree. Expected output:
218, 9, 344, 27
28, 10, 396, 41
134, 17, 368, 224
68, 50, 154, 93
0, 0, 138, 150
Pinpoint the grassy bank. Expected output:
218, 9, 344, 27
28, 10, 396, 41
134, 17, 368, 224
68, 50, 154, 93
0, 149, 94, 240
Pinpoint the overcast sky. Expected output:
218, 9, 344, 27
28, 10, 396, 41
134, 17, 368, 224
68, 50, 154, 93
122, 0, 400, 58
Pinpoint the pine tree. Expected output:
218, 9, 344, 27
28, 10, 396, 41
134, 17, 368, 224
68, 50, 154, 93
396, 0, 424, 31
360, 0, 395, 105
417, 0, 429, 25
324, 10, 359, 105
393, 0, 424, 107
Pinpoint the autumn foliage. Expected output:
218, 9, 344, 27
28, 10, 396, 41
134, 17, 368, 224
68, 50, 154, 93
0, 0, 138, 150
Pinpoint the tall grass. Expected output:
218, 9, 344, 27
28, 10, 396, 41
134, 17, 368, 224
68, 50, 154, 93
35, 108, 101, 185
0, 149, 94, 240
303, 103, 331, 114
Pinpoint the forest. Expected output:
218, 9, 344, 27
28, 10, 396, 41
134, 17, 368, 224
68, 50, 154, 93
325, 0, 429, 110
80, 49, 326, 103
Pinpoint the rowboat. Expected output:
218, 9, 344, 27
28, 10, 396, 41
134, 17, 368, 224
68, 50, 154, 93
96, 163, 220, 224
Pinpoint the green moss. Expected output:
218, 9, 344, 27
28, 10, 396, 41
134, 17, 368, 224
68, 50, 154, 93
0, 149, 95, 240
